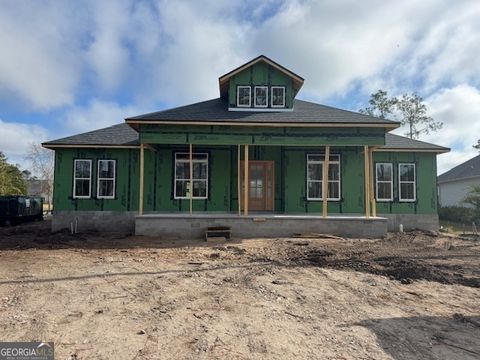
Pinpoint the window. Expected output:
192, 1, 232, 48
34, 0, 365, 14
237, 86, 251, 107
271, 86, 285, 107
174, 153, 208, 199
376, 163, 393, 201
254, 86, 268, 107
399, 163, 416, 201
73, 159, 92, 199
306, 154, 341, 201
97, 160, 116, 199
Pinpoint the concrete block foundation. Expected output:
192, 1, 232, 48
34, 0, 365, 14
135, 214, 388, 239
52, 211, 137, 234
51, 211, 439, 237
381, 214, 439, 232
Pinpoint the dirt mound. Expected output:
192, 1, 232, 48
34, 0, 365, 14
294, 248, 480, 288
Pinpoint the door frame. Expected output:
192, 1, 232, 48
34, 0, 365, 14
240, 160, 275, 212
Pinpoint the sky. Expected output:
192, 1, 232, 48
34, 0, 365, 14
1, 0, 480, 174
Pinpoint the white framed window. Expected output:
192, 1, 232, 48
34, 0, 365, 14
306, 154, 341, 201
174, 153, 208, 199
237, 86, 251, 107
73, 159, 92, 199
254, 86, 268, 107
399, 163, 416, 202
271, 86, 285, 107
97, 160, 116, 199
376, 163, 393, 201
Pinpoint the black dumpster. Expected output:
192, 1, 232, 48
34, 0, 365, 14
0, 196, 43, 226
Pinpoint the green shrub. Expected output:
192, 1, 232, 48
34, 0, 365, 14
438, 206, 475, 223
463, 185, 480, 222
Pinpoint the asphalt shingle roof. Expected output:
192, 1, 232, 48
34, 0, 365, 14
43, 123, 448, 155
42, 123, 139, 146
438, 154, 480, 183
381, 133, 449, 152
126, 98, 399, 125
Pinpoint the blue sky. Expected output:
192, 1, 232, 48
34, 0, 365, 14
1, 0, 480, 174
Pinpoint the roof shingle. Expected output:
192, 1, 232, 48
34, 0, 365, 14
42, 123, 139, 147
126, 98, 399, 126
43, 123, 448, 154
381, 133, 449, 152
438, 154, 480, 183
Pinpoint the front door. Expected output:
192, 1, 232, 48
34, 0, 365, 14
240, 161, 274, 212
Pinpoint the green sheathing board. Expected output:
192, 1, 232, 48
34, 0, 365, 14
227, 62, 294, 108
373, 152, 438, 215
283, 147, 365, 214
52, 146, 438, 216
144, 146, 233, 213
53, 148, 139, 211
139, 125, 386, 146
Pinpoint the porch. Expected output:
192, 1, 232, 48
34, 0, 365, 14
135, 125, 385, 238
137, 143, 380, 217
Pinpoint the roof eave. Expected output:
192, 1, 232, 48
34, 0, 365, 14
438, 174, 480, 184
375, 147, 450, 154
42, 143, 140, 149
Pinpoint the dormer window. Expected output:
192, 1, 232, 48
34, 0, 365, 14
271, 86, 285, 107
237, 86, 251, 107
254, 86, 268, 107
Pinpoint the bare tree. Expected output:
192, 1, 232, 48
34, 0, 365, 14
25, 143, 54, 211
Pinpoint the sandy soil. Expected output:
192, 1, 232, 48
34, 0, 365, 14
0, 220, 479, 360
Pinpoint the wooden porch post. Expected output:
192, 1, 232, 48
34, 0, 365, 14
189, 143, 193, 215
369, 148, 376, 217
244, 144, 249, 216
364, 145, 370, 219
237, 145, 241, 216
139, 143, 145, 216
322, 145, 330, 218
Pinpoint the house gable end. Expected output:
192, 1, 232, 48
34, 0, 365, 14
219, 55, 304, 111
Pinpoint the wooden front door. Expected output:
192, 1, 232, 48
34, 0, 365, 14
240, 161, 275, 212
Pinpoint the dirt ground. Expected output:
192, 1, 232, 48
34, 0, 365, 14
0, 220, 479, 360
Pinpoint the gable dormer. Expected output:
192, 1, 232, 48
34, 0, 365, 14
218, 55, 304, 111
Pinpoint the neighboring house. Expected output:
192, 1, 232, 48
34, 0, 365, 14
42, 55, 449, 238
438, 154, 480, 207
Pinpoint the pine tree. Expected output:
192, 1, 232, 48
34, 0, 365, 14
0, 152, 27, 195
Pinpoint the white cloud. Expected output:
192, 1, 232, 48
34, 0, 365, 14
354, 1, 480, 98
86, 1, 133, 91
0, 2, 86, 110
422, 84, 480, 174
2, 0, 480, 111
144, 0, 249, 105
62, 100, 146, 134
0, 119, 50, 168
